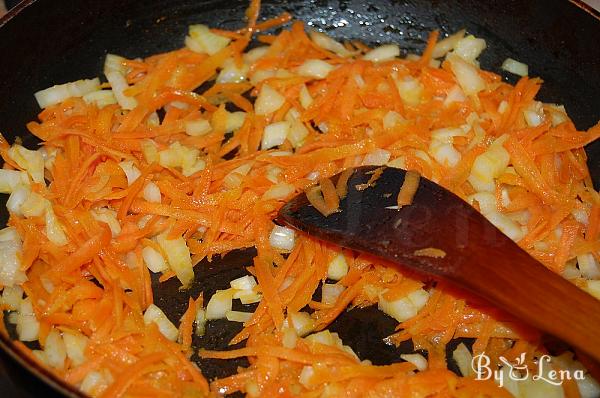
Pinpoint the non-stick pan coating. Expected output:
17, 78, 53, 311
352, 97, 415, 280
0, 1, 599, 396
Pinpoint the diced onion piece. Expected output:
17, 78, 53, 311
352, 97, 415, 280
387, 156, 407, 170
206, 289, 234, 320
45, 207, 69, 246
467, 136, 510, 192
299, 84, 313, 109
394, 77, 423, 106
63, 331, 87, 367
523, 105, 544, 127
7, 185, 30, 216
143, 181, 161, 203
287, 120, 309, 148
143, 304, 179, 341
226, 111, 246, 132
234, 290, 263, 304
447, 55, 486, 96
378, 288, 430, 322
308, 31, 352, 57
1, 285, 23, 310
255, 84, 286, 115
105, 71, 138, 110
299, 366, 315, 388
0, 228, 26, 287
321, 283, 345, 305
362, 149, 391, 166
80, 371, 111, 397
17, 297, 39, 341
578, 253, 600, 279
230, 275, 258, 291
586, 280, 600, 300
327, 253, 348, 281
141, 139, 159, 163
185, 118, 212, 136
363, 44, 400, 62
452, 35, 486, 63
8, 145, 45, 184
269, 225, 296, 251
468, 192, 498, 215
44, 329, 67, 369
185, 24, 231, 55
34, 78, 100, 108
444, 85, 466, 107
429, 140, 461, 167
142, 246, 169, 273
501, 58, 529, 77
261, 121, 291, 150
91, 208, 121, 237
225, 310, 253, 323
156, 233, 194, 287
0, 169, 29, 194
400, 353, 428, 371
296, 59, 335, 79
217, 58, 249, 84
223, 162, 253, 189
83, 90, 117, 108
286, 312, 315, 337
545, 104, 569, 127
282, 327, 298, 349
250, 69, 275, 85
262, 182, 295, 201
243, 46, 269, 64
383, 111, 404, 129
104, 54, 127, 74
195, 307, 207, 336
432, 29, 465, 59
118, 160, 141, 186
485, 212, 524, 242
451, 343, 474, 378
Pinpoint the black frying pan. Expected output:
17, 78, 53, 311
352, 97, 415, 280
0, 0, 599, 396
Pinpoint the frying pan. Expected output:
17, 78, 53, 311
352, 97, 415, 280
0, 0, 599, 396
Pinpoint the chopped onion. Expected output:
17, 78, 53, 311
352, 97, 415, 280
80, 371, 111, 397
452, 35, 487, 63
255, 84, 286, 115
206, 289, 234, 320
378, 288, 430, 322
261, 121, 291, 150
185, 118, 212, 136
141, 139, 159, 163
185, 24, 231, 55
363, 44, 400, 62
6, 185, 30, 216
1, 285, 23, 311
467, 136, 510, 192
452, 343, 474, 376
142, 246, 169, 273
44, 329, 67, 369
362, 149, 391, 166
287, 120, 309, 148
286, 312, 314, 337
195, 307, 207, 336
230, 275, 258, 291
0, 169, 29, 194
233, 290, 262, 304
0, 228, 26, 288
34, 78, 100, 109
45, 207, 68, 246
143, 181, 161, 203
447, 55, 486, 96
400, 353, 428, 371
501, 58, 529, 77
217, 58, 249, 84
118, 160, 141, 186
383, 111, 404, 129
308, 30, 352, 57
262, 182, 295, 201
429, 140, 461, 167
223, 162, 253, 189
156, 233, 194, 286
327, 253, 349, 281
269, 225, 296, 251
104, 54, 127, 75
105, 70, 138, 110
431, 29, 465, 59
393, 76, 423, 106
226, 111, 247, 132
83, 90, 117, 108
443, 85, 466, 107
321, 283, 345, 305
17, 297, 39, 342
8, 145, 45, 184
91, 208, 121, 237
282, 327, 297, 349
299, 84, 313, 109
63, 331, 87, 367
296, 59, 335, 79
243, 46, 269, 64
299, 366, 315, 388
225, 310, 253, 323
143, 304, 179, 341
578, 253, 600, 279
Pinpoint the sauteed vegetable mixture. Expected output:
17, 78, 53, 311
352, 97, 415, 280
1, 1, 600, 396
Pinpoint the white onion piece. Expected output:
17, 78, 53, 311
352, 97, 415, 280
225, 310, 253, 323
255, 84, 286, 115
143, 182, 161, 203
285, 312, 315, 337
34, 78, 100, 109
91, 208, 121, 237
378, 289, 429, 322
299, 84, 313, 109
83, 90, 117, 108
501, 58, 529, 77
452, 35, 486, 63
8, 145, 45, 184
105, 71, 137, 110
431, 29, 465, 59
401, 353, 428, 371
308, 30, 352, 57
206, 289, 234, 320
1, 285, 23, 310
144, 304, 179, 341
447, 55, 486, 96
118, 160, 141, 186
321, 283, 345, 305
142, 246, 169, 273
261, 121, 291, 150
262, 182, 295, 201
185, 118, 212, 136
44, 329, 67, 369
269, 225, 296, 251
16, 297, 39, 342
156, 233, 194, 287
363, 44, 400, 62
327, 253, 348, 281
230, 275, 258, 291
185, 24, 231, 55
63, 331, 88, 367
6, 185, 30, 216
0, 169, 29, 194
296, 59, 335, 79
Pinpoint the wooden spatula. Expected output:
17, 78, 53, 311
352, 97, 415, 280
277, 166, 600, 362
